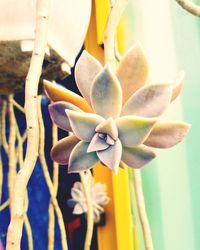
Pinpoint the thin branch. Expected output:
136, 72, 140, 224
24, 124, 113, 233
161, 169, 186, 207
80, 171, 94, 250
12, 99, 25, 114
133, 170, 154, 250
0, 199, 10, 212
2, 100, 8, 153
48, 123, 59, 250
37, 96, 68, 250
104, 0, 128, 69
6, 1, 50, 249
8, 95, 17, 200
175, 0, 200, 17
15, 116, 33, 250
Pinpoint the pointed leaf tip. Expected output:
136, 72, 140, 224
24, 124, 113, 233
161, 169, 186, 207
91, 65, 122, 119
48, 101, 82, 131
68, 141, 99, 173
116, 115, 157, 147
75, 50, 102, 105
122, 83, 173, 117
171, 71, 184, 102
51, 135, 79, 165
117, 42, 149, 103
43, 79, 92, 112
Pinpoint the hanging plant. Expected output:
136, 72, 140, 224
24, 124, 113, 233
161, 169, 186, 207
45, 44, 190, 174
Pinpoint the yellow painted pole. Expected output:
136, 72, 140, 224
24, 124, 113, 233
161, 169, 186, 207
85, 1, 134, 249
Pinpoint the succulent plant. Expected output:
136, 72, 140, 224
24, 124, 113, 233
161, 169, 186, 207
44, 42, 190, 174
67, 179, 109, 223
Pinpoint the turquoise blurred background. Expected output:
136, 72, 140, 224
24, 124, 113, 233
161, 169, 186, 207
123, 1, 200, 249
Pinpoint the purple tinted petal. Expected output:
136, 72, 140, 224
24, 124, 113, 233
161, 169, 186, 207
121, 83, 172, 117
144, 121, 190, 148
49, 101, 82, 131
51, 135, 79, 165
75, 50, 103, 104
117, 42, 149, 103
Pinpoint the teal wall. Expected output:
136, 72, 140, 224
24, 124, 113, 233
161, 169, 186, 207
124, 1, 200, 249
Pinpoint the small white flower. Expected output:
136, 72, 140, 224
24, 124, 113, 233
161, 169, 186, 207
67, 180, 109, 223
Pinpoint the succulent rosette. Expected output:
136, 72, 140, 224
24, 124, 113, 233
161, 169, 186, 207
67, 180, 109, 222
44, 42, 190, 174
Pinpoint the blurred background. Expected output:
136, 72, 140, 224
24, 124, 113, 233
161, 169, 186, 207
1, 0, 200, 249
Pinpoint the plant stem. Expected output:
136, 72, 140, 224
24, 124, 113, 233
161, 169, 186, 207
0, 199, 10, 212
37, 96, 68, 250
6, 1, 50, 249
8, 95, 16, 202
2, 100, 8, 154
133, 169, 154, 250
104, 0, 128, 69
48, 124, 58, 250
80, 171, 94, 250
175, 0, 200, 17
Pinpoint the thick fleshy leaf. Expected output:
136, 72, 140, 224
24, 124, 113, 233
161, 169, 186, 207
95, 117, 118, 140
49, 101, 82, 131
91, 65, 122, 118
121, 83, 172, 117
171, 71, 184, 102
51, 135, 79, 165
43, 79, 92, 112
97, 139, 122, 174
87, 133, 109, 152
75, 50, 103, 104
68, 141, 99, 173
116, 116, 157, 147
66, 109, 104, 142
117, 42, 149, 103
122, 144, 156, 168
144, 121, 190, 148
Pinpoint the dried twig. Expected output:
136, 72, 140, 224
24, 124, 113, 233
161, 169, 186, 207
80, 171, 94, 250
48, 123, 59, 250
6, 1, 50, 249
1, 100, 8, 153
12, 99, 25, 114
0, 199, 10, 212
175, 0, 200, 17
15, 115, 33, 250
8, 95, 16, 200
133, 170, 154, 250
37, 96, 68, 250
